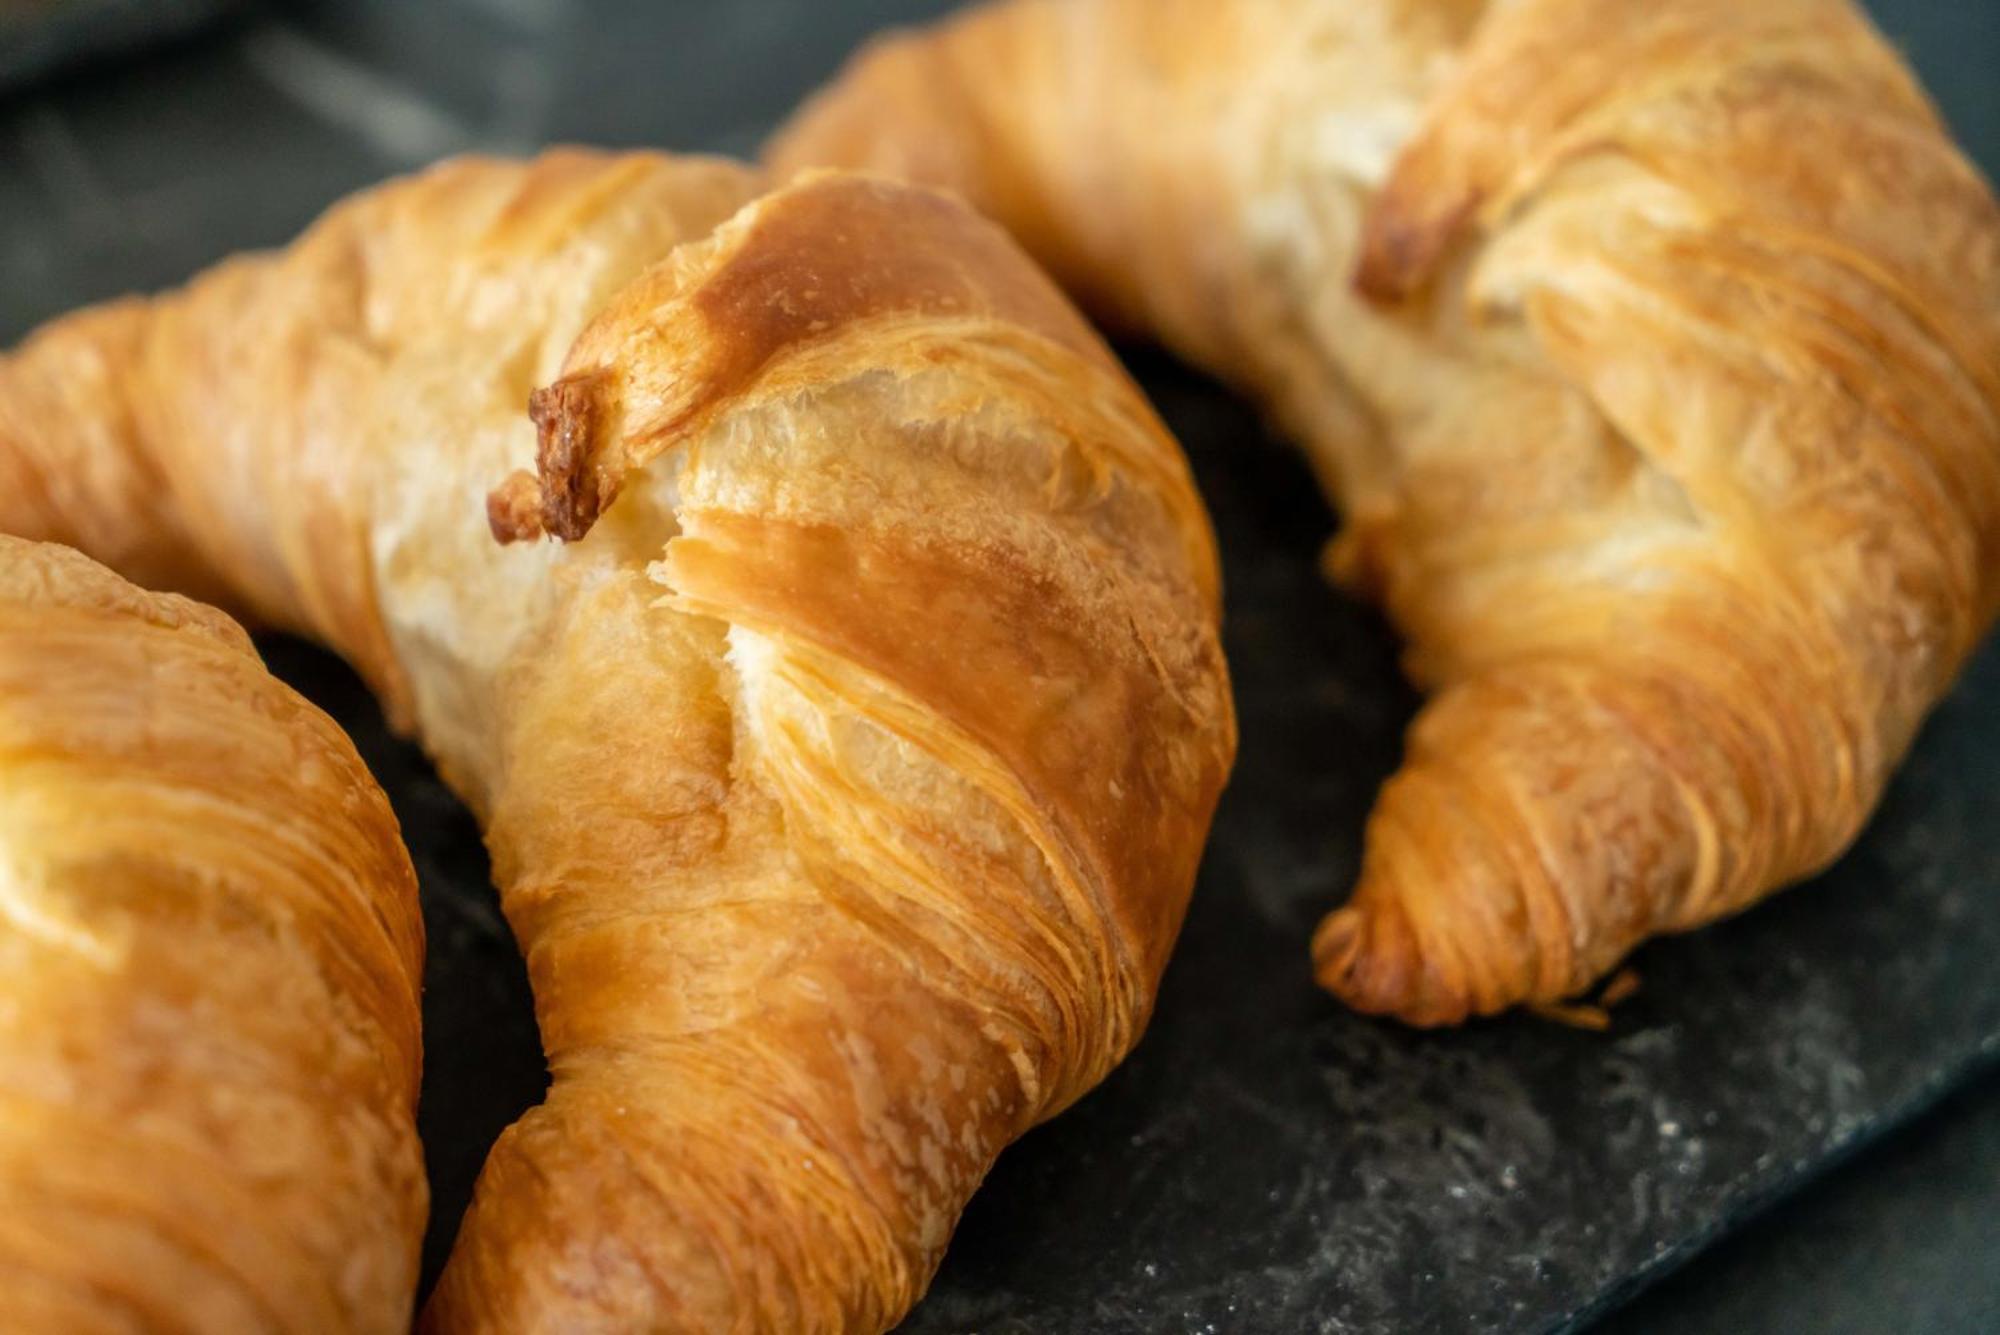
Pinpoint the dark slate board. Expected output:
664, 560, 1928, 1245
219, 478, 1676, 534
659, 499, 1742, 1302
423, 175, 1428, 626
3, 3, 1997, 1332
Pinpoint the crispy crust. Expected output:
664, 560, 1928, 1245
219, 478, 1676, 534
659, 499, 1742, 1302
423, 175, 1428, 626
0, 151, 1234, 1330
771, 0, 2000, 1023
0, 535, 425, 1333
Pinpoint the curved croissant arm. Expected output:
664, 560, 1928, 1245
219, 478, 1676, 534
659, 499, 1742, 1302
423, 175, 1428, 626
0, 153, 1235, 1331
771, 0, 2000, 1024
0, 536, 425, 1332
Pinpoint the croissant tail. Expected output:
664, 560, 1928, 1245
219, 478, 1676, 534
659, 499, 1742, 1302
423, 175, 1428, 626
421, 963, 1029, 1333
773, 0, 2000, 1023
1317, 635, 1875, 1023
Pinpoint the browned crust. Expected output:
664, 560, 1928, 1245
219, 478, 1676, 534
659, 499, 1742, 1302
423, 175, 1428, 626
664, 509, 1231, 1013
485, 469, 545, 543
767, 0, 2000, 1032
497, 171, 1119, 543
0, 144, 1232, 1330
522, 368, 612, 542
1353, 189, 1479, 303
0, 537, 426, 1332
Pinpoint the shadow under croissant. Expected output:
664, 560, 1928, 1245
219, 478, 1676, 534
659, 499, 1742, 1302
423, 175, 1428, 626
253, 632, 548, 1299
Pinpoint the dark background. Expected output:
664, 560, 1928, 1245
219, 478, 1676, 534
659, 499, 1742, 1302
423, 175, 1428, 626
1, 3, 1996, 1332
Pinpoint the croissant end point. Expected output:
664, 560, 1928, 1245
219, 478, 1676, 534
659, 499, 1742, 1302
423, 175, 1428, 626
1311, 905, 1369, 986
1312, 899, 1472, 1028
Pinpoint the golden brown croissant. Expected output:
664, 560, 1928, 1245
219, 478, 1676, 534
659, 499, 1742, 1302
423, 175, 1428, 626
0, 535, 425, 1333
0, 152, 1235, 1331
771, 0, 2000, 1025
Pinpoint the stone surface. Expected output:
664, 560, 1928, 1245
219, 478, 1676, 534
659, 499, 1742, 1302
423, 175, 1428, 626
1, 3, 1996, 1332
1615, 1063, 2000, 1335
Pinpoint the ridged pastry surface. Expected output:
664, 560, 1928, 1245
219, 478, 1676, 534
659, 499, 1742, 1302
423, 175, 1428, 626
770, 0, 2000, 1024
0, 535, 426, 1334
0, 154, 1236, 1331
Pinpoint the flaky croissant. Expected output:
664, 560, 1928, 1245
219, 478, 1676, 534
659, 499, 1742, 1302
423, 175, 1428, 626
0, 153, 1235, 1331
0, 535, 425, 1333
771, 0, 2000, 1025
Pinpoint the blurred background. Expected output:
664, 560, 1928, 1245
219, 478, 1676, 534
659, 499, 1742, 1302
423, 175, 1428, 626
1, 2, 1995, 1333
1, 0, 1994, 328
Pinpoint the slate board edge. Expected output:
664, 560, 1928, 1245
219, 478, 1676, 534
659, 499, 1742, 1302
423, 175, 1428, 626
1552, 1036, 2000, 1335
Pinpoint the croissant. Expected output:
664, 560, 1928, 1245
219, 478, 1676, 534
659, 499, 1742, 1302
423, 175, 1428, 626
770, 0, 2000, 1025
0, 536, 425, 1332
0, 153, 1235, 1331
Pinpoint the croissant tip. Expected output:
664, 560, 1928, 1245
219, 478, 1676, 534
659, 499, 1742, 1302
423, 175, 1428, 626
1312, 903, 1425, 1017
1312, 900, 1472, 1028
1311, 905, 1368, 982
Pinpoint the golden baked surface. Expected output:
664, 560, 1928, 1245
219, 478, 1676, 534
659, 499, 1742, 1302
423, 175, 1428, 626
771, 0, 2000, 1024
0, 535, 426, 1333
0, 154, 1236, 1331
